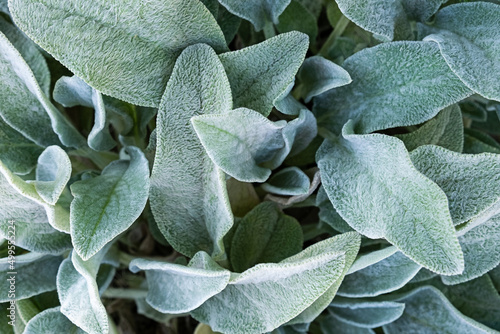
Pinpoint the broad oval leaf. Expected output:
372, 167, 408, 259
218, 0, 291, 31
9, 0, 228, 107
34, 146, 71, 205
70, 146, 149, 260
261, 167, 310, 196
313, 41, 473, 135
317, 122, 464, 275
219, 31, 309, 116
329, 299, 405, 328
24, 307, 86, 334
149, 44, 233, 260
129, 252, 231, 314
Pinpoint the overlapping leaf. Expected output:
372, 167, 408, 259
218, 0, 291, 31
329, 299, 405, 328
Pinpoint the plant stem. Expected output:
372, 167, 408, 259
102, 288, 148, 300
319, 14, 350, 56
263, 21, 276, 39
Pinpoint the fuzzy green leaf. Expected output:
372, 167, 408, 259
320, 314, 375, 334
218, 0, 291, 31
34, 146, 71, 205
24, 307, 86, 334
262, 167, 310, 196
329, 299, 405, 328
276, 1, 318, 44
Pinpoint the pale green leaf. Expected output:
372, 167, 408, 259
383, 286, 497, 334
316, 186, 354, 233
219, 32, 309, 116
229, 202, 303, 272
192, 233, 361, 334
88, 90, 117, 151
338, 251, 421, 297
135, 298, 177, 324
284, 109, 318, 158
129, 252, 230, 314
276, 1, 318, 43
192, 108, 286, 183
0, 253, 62, 302
329, 299, 405, 328
274, 93, 306, 116
262, 167, 310, 196
217, 0, 291, 31
347, 246, 398, 274
317, 122, 464, 275
24, 307, 86, 334
297, 56, 351, 103
34, 146, 71, 205
420, 2, 500, 101
217, 5, 241, 44
70, 146, 149, 260
150, 44, 233, 260
313, 41, 473, 134
320, 314, 375, 334
9, 0, 228, 107
395, 104, 464, 152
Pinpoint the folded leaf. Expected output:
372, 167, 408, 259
313, 41, 473, 134
420, 2, 500, 101
192, 233, 361, 334
383, 286, 496, 334
129, 252, 231, 314
24, 307, 86, 334
320, 314, 375, 334
150, 44, 233, 260
329, 299, 405, 328
9, 0, 227, 107
192, 108, 286, 183
70, 146, 149, 260
34, 146, 71, 205
262, 167, 310, 196
347, 246, 398, 274
218, 0, 291, 31
316, 186, 354, 233
317, 122, 464, 275
219, 32, 308, 116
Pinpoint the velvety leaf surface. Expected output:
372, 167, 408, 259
192, 108, 286, 183
229, 202, 303, 272
219, 32, 308, 116
320, 314, 375, 334
34, 146, 71, 205
192, 233, 361, 334
420, 2, 500, 101
313, 41, 473, 134
383, 286, 496, 334
317, 122, 464, 275
329, 299, 405, 328
316, 186, 354, 233
129, 252, 231, 314
150, 44, 233, 260
217, 0, 291, 31
9, 0, 228, 107
24, 307, 86, 334
262, 167, 310, 196
70, 146, 149, 260
347, 246, 398, 274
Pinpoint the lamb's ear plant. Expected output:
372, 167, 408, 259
1, 0, 500, 333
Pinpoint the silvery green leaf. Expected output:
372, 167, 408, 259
262, 167, 310, 196
347, 246, 398, 274
297, 0, 322, 18
316, 186, 354, 233
464, 128, 500, 154
9, 0, 228, 107
24, 307, 86, 334
150, 44, 233, 260
411, 145, 500, 229
0, 0, 8, 14
0, 117, 43, 175
53, 75, 93, 108
395, 104, 464, 152
285, 108, 318, 158
0, 253, 62, 302
276, 1, 318, 44
70, 146, 149, 260
217, 0, 291, 31
409, 268, 437, 283
383, 286, 497, 334
297, 56, 351, 103
129, 252, 230, 313
135, 298, 177, 324
57, 248, 110, 334
219, 32, 309, 116
33, 146, 71, 205
320, 314, 375, 334
192, 233, 361, 334
442, 275, 500, 330
419, 2, 500, 101
192, 108, 286, 183
229, 202, 303, 272
329, 299, 405, 328
317, 122, 464, 275
201, 0, 219, 17
442, 216, 500, 285
274, 93, 305, 116
88, 90, 117, 151
313, 41, 473, 135
461, 101, 488, 122
338, 251, 421, 297
217, 6, 241, 44
0, 16, 50, 96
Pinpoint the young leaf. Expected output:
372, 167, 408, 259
280, 108, 318, 160
149, 44, 233, 260
87, 90, 117, 151
338, 251, 421, 297
297, 56, 352, 103
320, 314, 375, 334
192, 233, 361, 334
219, 32, 309, 116
229, 202, 303, 272
192, 108, 286, 183
34, 146, 71, 205
129, 252, 231, 314
217, 0, 291, 31
329, 299, 405, 328
419, 2, 500, 102
24, 307, 86, 334
383, 286, 496, 334
262, 167, 310, 196
9, 0, 228, 107
395, 104, 464, 152
70, 146, 149, 260
317, 122, 464, 275
0, 253, 62, 302
313, 41, 473, 134
276, 0, 318, 44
